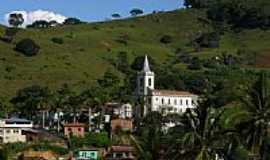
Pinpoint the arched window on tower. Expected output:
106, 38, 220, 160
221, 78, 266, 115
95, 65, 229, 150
148, 78, 152, 86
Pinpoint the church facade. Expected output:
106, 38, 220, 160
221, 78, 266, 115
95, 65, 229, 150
136, 55, 198, 115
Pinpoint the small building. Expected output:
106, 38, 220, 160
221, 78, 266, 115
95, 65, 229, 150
111, 118, 133, 133
105, 145, 135, 160
105, 103, 133, 119
64, 123, 85, 137
114, 103, 133, 119
74, 149, 99, 160
0, 118, 33, 143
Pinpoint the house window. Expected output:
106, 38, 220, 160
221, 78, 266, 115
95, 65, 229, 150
148, 78, 152, 86
148, 98, 152, 104
156, 98, 158, 101
13, 129, 19, 134
68, 128, 72, 132
180, 99, 183, 105
168, 99, 171, 105
6, 129, 10, 134
78, 128, 81, 132
186, 100, 189, 106
174, 99, 177, 105
161, 98, 164, 105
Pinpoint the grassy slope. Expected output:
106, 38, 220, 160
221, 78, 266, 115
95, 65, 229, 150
0, 9, 270, 99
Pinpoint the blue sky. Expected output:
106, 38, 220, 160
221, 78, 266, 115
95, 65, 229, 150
1, 0, 183, 24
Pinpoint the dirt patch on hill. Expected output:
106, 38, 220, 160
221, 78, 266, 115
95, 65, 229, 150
255, 50, 270, 68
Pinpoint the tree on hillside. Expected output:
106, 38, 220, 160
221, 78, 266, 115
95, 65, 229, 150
10, 85, 51, 122
63, 17, 82, 25
115, 51, 130, 74
27, 20, 50, 28
15, 38, 40, 56
111, 13, 121, 19
130, 8, 144, 16
8, 13, 24, 28
226, 72, 270, 159
0, 97, 13, 118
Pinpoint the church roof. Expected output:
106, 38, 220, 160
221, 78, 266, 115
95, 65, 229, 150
143, 55, 151, 72
151, 89, 197, 97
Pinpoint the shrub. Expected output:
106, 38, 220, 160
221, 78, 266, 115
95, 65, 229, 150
51, 37, 64, 44
160, 35, 173, 44
63, 17, 82, 25
188, 57, 202, 70
0, 28, 19, 43
15, 38, 40, 56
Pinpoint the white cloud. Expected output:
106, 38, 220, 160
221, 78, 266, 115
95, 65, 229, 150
5, 10, 67, 27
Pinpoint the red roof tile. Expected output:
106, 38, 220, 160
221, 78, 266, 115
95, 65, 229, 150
151, 89, 197, 97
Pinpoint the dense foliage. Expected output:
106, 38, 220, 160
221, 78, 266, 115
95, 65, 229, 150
15, 38, 40, 56
185, 0, 270, 29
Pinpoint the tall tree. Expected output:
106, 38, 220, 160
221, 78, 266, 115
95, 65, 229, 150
174, 104, 231, 160
10, 85, 51, 122
227, 72, 270, 159
130, 111, 163, 160
8, 13, 24, 27
130, 8, 144, 16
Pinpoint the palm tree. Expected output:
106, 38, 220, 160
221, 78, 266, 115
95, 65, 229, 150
130, 111, 163, 160
173, 104, 230, 160
227, 72, 270, 159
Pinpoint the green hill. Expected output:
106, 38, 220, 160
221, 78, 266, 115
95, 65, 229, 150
0, 9, 270, 99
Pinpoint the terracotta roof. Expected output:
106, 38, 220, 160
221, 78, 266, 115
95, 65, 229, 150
111, 146, 134, 152
63, 123, 85, 127
151, 90, 197, 97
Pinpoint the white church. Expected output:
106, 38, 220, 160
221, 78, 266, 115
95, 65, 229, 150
136, 55, 198, 115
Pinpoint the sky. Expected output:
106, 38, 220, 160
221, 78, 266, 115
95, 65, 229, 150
0, 0, 184, 26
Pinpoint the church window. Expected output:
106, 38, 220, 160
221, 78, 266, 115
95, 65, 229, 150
161, 98, 164, 105
148, 78, 152, 86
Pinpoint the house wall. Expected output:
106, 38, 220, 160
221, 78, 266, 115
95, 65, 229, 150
150, 95, 197, 114
0, 128, 26, 143
64, 126, 85, 137
111, 119, 133, 132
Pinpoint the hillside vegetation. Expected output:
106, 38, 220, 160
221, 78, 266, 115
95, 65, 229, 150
0, 9, 270, 98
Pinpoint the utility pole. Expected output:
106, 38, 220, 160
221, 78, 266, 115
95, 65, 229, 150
88, 107, 92, 132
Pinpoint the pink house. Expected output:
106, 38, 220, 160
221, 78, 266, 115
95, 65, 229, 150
63, 123, 85, 137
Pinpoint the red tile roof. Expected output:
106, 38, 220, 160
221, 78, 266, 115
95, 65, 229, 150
151, 89, 197, 97
111, 146, 134, 152
63, 123, 85, 127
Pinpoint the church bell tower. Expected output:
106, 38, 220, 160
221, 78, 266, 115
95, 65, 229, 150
136, 55, 155, 97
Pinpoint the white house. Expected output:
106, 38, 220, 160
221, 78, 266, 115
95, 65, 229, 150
113, 103, 133, 119
106, 102, 133, 119
136, 55, 198, 116
0, 118, 33, 143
